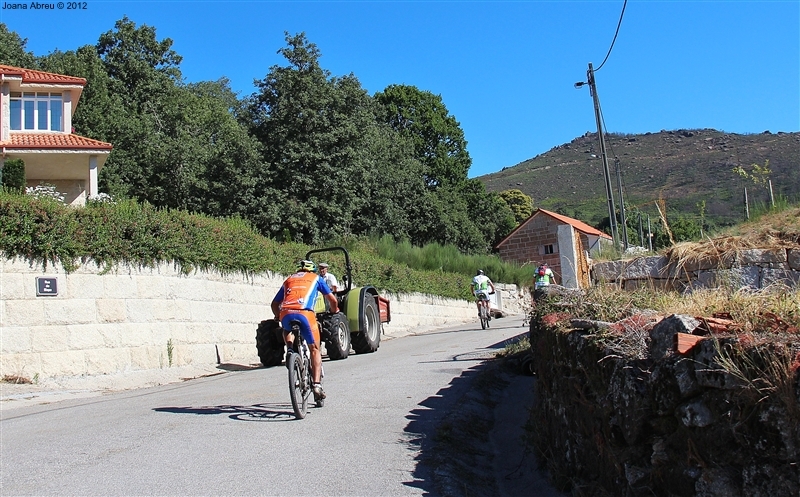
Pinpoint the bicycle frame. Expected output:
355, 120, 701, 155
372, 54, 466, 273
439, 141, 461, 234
476, 293, 491, 329
286, 323, 315, 419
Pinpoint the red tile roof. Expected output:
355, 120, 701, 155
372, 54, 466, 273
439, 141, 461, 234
4, 133, 112, 150
537, 208, 612, 239
0, 64, 86, 85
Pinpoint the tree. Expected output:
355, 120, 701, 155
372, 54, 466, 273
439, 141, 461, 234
246, 32, 383, 242
499, 189, 533, 224
0, 24, 37, 68
96, 16, 182, 107
38, 46, 125, 142
374, 84, 471, 190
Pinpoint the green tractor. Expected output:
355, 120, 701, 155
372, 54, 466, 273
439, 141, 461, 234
256, 246, 390, 367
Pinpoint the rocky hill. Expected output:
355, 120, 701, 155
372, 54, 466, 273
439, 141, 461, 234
479, 129, 800, 229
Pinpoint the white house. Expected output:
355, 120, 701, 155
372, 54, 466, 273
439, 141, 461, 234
0, 64, 113, 206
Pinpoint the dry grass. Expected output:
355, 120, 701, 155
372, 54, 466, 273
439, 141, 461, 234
714, 340, 800, 421
1, 374, 33, 384
663, 207, 800, 272
545, 282, 799, 339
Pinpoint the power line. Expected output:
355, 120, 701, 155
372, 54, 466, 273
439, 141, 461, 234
595, 0, 628, 72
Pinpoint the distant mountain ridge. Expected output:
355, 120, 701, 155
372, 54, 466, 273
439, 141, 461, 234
479, 129, 800, 229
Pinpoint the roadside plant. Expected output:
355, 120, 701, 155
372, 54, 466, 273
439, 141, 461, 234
26, 183, 66, 203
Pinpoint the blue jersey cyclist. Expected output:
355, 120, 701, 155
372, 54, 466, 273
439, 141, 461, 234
271, 259, 338, 402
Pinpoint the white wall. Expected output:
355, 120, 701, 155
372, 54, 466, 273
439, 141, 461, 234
0, 258, 497, 381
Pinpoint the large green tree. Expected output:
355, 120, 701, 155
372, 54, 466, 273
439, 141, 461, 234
38, 18, 266, 220
374, 84, 471, 190
0, 23, 37, 67
246, 32, 391, 243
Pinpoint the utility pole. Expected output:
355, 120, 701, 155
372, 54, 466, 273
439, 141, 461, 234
638, 213, 644, 249
614, 157, 629, 250
585, 63, 619, 248
744, 187, 750, 220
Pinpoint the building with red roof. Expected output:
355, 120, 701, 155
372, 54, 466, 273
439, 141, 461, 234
494, 208, 612, 288
1, 64, 112, 205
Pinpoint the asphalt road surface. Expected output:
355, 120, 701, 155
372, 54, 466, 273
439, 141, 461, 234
1, 316, 535, 496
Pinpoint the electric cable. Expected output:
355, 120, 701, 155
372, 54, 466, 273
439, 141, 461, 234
595, 0, 628, 72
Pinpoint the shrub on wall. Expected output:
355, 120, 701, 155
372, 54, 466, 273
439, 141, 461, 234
0, 192, 474, 300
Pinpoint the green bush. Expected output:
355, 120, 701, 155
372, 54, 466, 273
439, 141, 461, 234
1, 159, 26, 191
0, 192, 478, 300
0, 191, 79, 270
368, 234, 535, 288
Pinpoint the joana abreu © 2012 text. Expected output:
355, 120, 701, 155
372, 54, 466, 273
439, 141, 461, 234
3, 2, 88, 8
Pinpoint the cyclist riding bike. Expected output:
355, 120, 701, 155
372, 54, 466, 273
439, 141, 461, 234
271, 259, 338, 403
471, 269, 496, 320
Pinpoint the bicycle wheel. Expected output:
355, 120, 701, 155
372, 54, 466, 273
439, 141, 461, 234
287, 353, 308, 419
480, 306, 488, 330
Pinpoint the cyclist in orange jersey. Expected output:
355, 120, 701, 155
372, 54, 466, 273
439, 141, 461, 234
271, 259, 338, 402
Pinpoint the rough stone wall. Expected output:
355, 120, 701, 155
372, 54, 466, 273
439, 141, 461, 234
528, 313, 800, 496
0, 258, 480, 381
592, 249, 800, 291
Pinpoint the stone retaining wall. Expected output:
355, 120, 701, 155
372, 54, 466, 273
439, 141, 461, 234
592, 248, 800, 291
528, 313, 799, 495
0, 258, 502, 381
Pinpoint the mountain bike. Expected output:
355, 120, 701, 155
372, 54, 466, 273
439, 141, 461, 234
286, 323, 322, 419
477, 292, 494, 330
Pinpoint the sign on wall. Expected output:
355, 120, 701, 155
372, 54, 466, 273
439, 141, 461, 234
36, 277, 58, 296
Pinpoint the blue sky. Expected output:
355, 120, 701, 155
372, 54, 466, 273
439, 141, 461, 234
3, 1, 798, 178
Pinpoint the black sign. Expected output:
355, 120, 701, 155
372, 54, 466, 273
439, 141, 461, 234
36, 277, 58, 297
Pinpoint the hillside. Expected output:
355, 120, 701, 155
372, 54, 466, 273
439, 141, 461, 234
480, 129, 800, 229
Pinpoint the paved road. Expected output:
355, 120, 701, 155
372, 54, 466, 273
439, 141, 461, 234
1, 316, 533, 496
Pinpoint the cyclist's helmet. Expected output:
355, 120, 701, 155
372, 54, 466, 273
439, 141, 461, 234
297, 259, 317, 273
477, 269, 485, 275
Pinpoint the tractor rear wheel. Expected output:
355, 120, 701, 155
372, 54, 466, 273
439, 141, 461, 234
352, 294, 381, 354
324, 312, 351, 360
256, 319, 284, 367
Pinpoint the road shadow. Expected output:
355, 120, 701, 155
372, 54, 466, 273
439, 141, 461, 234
419, 319, 528, 336
216, 363, 262, 372
415, 332, 529, 365
152, 403, 307, 422
401, 330, 537, 495
401, 359, 494, 496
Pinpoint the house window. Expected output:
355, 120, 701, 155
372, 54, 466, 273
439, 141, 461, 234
542, 244, 555, 255
9, 92, 63, 131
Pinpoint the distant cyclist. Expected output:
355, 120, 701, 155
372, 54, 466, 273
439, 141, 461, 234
471, 270, 496, 319
271, 260, 338, 403
533, 263, 557, 303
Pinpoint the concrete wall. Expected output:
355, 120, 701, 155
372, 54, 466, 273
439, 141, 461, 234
0, 258, 495, 381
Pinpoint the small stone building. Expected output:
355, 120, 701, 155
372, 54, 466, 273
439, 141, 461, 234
495, 208, 612, 289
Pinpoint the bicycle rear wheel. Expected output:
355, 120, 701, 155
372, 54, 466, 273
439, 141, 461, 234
288, 353, 309, 419
479, 306, 488, 330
